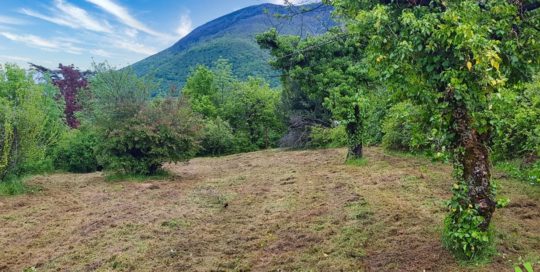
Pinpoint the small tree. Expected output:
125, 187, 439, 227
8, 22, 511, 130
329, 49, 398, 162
183, 65, 219, 117
257, 29, 374, 158
257, 29, 334, 148
222, 77, 284, 149
31, 63, 91, 128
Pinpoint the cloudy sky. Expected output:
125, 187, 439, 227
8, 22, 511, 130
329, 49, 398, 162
0, 0, 314, 69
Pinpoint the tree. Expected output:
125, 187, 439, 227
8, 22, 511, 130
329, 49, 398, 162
257, 29, 333, 148
222, 77, 284, 149
328, 0, 540, 259
183, 61, 285, 153
30, 63, 91, 128
257, 29, 375, 158
213, 58, 236, 105
0, 64, 66, 181
183, 65, 219, 117
95, 97, 202, 175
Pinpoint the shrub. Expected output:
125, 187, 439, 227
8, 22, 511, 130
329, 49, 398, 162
382, 101, 428, 152
95, 98, 202, 175
87, 65, 203, 175
53, 128, 100, 173
491, 83, 540, 162
0, 64, 66, 182
309, 125, 347, 149
200, 117, 236, 156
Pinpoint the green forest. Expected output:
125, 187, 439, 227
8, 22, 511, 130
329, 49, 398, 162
1, 0, 539, 271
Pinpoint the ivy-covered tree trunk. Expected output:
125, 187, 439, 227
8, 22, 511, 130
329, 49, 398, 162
346, 104, 363, 159
452, 94, 496, 230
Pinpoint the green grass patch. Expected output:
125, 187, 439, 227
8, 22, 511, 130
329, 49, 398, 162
0, 178, 41, 196
161, 218, 191, 229
105, 169, 171, 182
346, 157, 368, 167
495, 160, 540, 185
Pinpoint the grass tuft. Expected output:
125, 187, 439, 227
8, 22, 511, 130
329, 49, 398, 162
346, 157, 368, 166
0, 177, 41, 196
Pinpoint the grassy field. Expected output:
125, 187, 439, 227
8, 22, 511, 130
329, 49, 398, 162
0, 148, 539, 271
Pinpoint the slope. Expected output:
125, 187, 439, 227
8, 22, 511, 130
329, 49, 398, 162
130, 3, 336, 88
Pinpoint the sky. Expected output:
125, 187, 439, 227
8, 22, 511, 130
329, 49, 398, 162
0, 0, 313, 70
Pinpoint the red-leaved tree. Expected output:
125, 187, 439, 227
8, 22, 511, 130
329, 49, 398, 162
54, 64, 88, 128
31, 63, 91, 128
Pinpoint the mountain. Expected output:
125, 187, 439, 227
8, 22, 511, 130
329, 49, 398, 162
130, 3, 336, 88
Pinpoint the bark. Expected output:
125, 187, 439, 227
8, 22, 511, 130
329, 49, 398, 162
449, 90, 496, 231
346, 104, 363, 159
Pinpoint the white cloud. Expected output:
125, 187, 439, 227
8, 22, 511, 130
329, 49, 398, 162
90, 48, 112, 57
0, 55, 31, 62
125, 28, 138, 38
113, 40, 157, 56
0, 31, 83, 54
176, 12, 192, 38
0, 16, 27, 25
0, 32, 58, 49
21, 0, 112, 33
86, 0, 172, 40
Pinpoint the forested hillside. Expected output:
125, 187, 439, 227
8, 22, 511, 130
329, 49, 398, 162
130, 3, 335, 88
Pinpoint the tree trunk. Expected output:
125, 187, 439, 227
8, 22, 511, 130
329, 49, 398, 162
346, 104, 363, 159
451, 94, 496, 231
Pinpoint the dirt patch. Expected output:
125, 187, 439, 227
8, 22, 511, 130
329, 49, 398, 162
0, 148, 539, 271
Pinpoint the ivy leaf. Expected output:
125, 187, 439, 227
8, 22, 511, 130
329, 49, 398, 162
490, 58, 500, 71
467, 61, 473, 71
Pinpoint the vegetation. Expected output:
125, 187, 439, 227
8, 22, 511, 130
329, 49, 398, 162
0, 64, 66, 185
53, 128, 101, 173
87, 65, 202, 175
1, 0, 539, 269
327, 0, 539, 261
183, 59, 285, 156
130, 3, 335, 90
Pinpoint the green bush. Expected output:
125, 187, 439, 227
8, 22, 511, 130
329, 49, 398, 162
53, 128, 100, 173
87, 65, 202, 175
382, 101, 429, 152
309, 125, 347, 149
491, 83, 540, 161
95, 98, 202, 175
200, 117, 236, 156
0, 64, 66, 182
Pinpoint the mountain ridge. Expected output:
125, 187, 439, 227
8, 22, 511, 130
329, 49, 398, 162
130, 3, 336, 88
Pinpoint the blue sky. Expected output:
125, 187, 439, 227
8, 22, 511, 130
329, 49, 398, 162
0, 0, 311, 69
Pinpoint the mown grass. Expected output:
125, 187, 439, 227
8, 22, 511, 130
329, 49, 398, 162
104, 169, 171, 182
